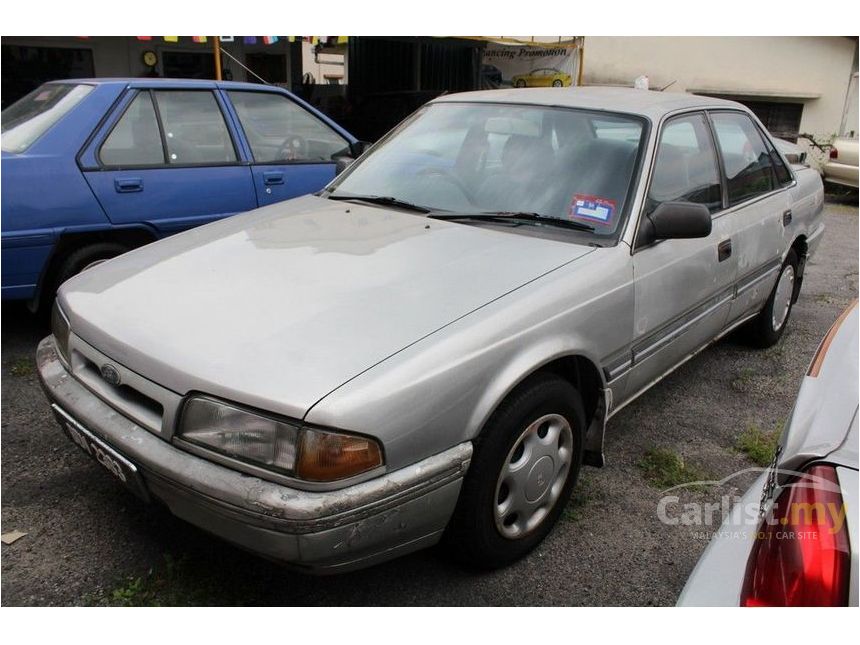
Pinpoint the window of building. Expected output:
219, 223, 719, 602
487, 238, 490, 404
1, 45, 94, 108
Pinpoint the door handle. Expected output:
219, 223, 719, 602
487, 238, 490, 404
263, 171, 284, 186
782, 209, 793, 226
718, 239, 732, 262
114, 178, 143, 193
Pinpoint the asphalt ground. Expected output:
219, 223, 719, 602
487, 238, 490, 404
2, 199, 857, 606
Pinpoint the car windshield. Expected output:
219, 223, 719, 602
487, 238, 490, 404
328, 102, 646, 239
1, 83, 94, 153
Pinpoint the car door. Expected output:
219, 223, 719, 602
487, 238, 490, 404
709, 111, 792, 323
623, 111, 736, 401
224, 89, 353, 207
81, 88, 256, 235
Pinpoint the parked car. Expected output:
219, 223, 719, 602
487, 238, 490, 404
679, 301, 858, 606
512, 67, 572, 88
1, 78, 360, 310
37, 87, 824, 573
822, 136, 859, 189
773, 137, 807, 165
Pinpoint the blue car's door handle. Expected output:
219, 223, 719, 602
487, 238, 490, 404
263, 171, 285, 186
114, 178, 143, 193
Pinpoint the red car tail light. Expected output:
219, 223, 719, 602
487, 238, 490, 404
830, 148, 839, 160
741, 464, 850, 606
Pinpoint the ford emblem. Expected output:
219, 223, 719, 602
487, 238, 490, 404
100, 363, 121, 386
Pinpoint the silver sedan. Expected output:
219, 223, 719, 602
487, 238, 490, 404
39, 87, 824, 572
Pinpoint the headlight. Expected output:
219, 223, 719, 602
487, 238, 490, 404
51, 302, 71, 366
178, 396, 383, 482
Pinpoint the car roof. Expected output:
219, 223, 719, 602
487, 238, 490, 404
47, 77, 286, 92
432, 86, 747, 120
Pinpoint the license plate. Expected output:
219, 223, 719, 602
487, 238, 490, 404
52, 404, 150, 502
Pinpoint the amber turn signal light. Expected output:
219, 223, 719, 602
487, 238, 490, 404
296, 429, 383, 481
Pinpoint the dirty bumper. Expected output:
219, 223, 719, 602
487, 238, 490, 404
37, 336, 472, 573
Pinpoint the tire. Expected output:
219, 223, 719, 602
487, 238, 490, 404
515, 79, 526, 88
743, 249, 799, 348
444, 373, 585, 569
552, 79, 563, 87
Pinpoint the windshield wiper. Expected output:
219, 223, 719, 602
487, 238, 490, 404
429, 211, 595, 232
327, 193, 432, 213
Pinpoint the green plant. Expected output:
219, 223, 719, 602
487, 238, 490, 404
638, 447, 709, 490
736, 423, 781, 467
10, 358, 33, 377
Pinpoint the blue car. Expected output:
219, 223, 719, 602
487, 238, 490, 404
1, 78, 360, 309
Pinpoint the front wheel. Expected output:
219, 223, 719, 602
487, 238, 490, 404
743, 250, 799, 348
552, 79, 563, 87
515, 79, 526, 88
444, 373, 585, 569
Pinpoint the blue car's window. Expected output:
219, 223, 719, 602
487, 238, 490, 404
1, 83, 93, 153
329, 102, 646, 239
154, 91, 237, 164
228, 91, 349, 163
100, 92, 164, 166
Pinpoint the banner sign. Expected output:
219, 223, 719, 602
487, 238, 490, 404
481, 43, 578, 89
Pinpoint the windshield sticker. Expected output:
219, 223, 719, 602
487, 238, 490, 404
570, 194, 616, 224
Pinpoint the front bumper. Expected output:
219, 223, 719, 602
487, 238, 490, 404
37, 335, 472, 573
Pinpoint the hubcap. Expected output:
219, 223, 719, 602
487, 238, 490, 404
494, 413, 573, 539
771, 265, 795, 332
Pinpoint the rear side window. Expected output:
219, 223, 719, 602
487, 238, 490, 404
764, 137, 794, 186
645, 113, 723, 215
153, 91, 237, 164
228, 91, 349, 162
100, 92, 164, 166
711, 112, 776, 206
1, 83, 94, 153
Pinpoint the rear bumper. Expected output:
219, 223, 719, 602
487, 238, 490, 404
823, 162, 859, 189
37, 335, 471, 573
676, 471, 769, 606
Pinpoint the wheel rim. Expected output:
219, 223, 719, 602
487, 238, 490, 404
771, 264, 795, 331
494, 413, 573, 539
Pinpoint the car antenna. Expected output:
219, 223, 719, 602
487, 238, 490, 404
219, 46, 271, 85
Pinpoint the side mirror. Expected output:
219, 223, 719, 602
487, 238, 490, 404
334, 141, 372, 175
349, 140, 371, 157
639, 201, 712, 246
335, 156, 354, 176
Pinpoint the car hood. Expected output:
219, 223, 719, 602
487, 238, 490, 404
60, 196, 593, 419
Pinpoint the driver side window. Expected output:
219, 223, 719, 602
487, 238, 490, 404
228, 91, 348, 163
645, 113, 723, 216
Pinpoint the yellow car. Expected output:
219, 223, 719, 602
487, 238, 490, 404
511, 67, 572, 88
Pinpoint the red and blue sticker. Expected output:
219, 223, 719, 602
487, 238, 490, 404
570, 194, 616, 225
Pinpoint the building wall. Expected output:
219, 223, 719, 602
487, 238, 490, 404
1, 36, 295, 85
583, 36, 858, 145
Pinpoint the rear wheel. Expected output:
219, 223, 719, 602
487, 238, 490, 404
444, 373, 585, 569
515, 79, 526, 88
552, 79, 563, 87
41, 242, 129, 316
743, 249, 799, 348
